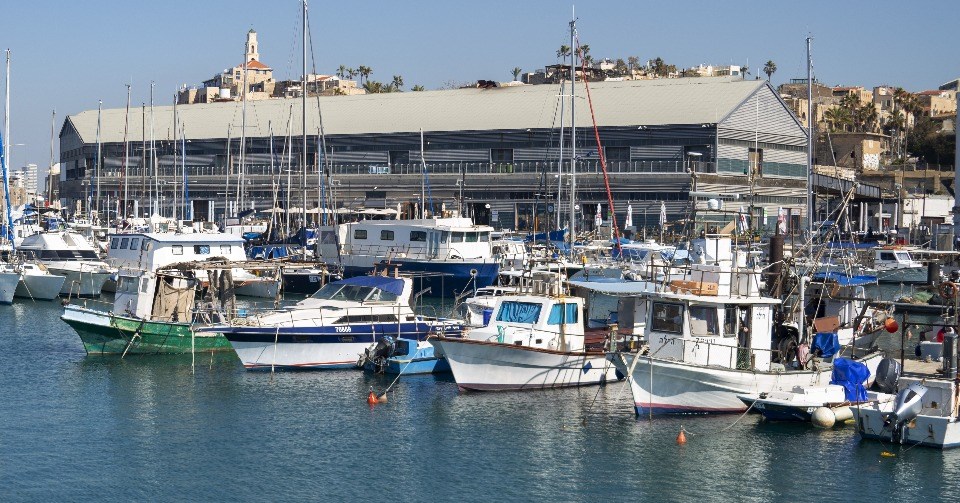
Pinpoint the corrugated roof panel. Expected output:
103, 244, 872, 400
65, 77, 764, 144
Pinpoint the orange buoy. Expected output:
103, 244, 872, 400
884, 318, 899, 333
676, 428, 687, 445
367, 391, 378, 405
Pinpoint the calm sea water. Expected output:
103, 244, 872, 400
2, 291, 960, 502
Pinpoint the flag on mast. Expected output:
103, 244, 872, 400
659, 201, 667, 228
595, 203, 602, 228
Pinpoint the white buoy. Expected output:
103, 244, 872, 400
811, 407, 836, 428
833, 406, 854, 423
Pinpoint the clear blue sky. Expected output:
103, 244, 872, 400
1, 0, 956, 174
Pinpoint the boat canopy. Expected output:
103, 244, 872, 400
567, 280, 657, 296
812, 271, 878, 287
335, 275, 405, 296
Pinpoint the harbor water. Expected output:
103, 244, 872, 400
3, 295, 960, 501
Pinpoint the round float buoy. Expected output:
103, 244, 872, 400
884, 318, 899, 333
377, 393, 388, 403
676, 428, 687, 445
367, 390, 378, 405
811, 407, 836, 428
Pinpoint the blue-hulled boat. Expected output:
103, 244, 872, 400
359, 336, 451, 375
210, 271, 463, 370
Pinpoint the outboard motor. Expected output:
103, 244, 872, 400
361, 336, 396, 374
873, 357, 901, 394
884, 382, 928, 436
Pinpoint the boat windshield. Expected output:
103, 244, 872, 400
310, 283, 398, 302
895, 252, 912, 262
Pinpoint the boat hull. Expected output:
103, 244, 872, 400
610, 352, 883, 416
235, 278, 280, 298
874, 266, 927, 284
281, 270, 327, 295
51, 267, 112, 297
15, 274, 66, 300
0, 272, 18, 304
853, 406, 960, 449
431, 337, 620, 391
222, 322, 458, 370
60, 305, 231, 355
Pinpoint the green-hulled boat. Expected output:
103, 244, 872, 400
61, 266, 234, 355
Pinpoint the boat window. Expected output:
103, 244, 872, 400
111, 237, 120, 249
723, 306, 738, 337
220, 245, 231, 254
895, 252, 911, 261
142, 240, 151, 251
410, 231, 427, 242
440, 231, 449, 243
689, 305, 719, 337
451, 232, 464, 243
194, 245, 211, 255
496, 301, 542, 324
310, 283, 397, 302
479, 232, 489, 243
172, 245, 183, 255
117, 276, 138, 294
879, 252, 895, 261
547, 303, 579, 325
333, 314, 399, 324
354, 229, 367, 240
381, 230, 395, 241
651, 302, 683, 334
120, 238, 129, 249
141, 278, 150, 293
465, 232, 479, 243
129, 238, 139, 250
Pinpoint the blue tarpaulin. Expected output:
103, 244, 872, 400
812, 332, 841, 358
811, 272, 878, 287
830, 357, 870, 402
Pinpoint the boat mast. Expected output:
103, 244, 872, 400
48, 109, 56, 209
806, 36, 814, 257
420, 128, 426, 219
557, 78, 565, 231
301, 0, 308, 258
122, 83, 131, 223
95, 100, 102, 224
237, 43, 248, 216
172, 92, 178, 221
150, 82, 156, 217
2, 49, 12, 247
140, 103, 146, 217
567, 10, 577, 252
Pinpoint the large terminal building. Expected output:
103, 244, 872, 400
59, 76, 815, 234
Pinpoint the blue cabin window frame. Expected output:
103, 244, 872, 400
496, 301, 542, 324
547, 303, 578, 325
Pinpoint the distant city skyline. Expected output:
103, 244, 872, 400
1, 0, 956, 172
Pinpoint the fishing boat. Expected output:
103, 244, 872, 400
461, 284, 521, 327
213, 269, 463, 370
607, 236, 885, 416
853, 377, 960, 449
317, 217, 500, 298
868, 247, 926, 284
60, 265, 234, 355
18, 231, 113, 297
359, 337, 451, 375
800, 272, 891, 348
430, 273, 621, 391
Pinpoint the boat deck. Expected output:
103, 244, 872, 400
902, 357, 947, 377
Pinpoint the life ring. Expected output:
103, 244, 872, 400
939, 282, 958, 299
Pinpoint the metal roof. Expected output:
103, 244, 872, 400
64, 77, 765, 144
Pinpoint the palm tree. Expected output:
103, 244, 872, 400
763, 60, 777, 82
511, 67, 522, 81
614, 58, 628, 77
556, 45, 571, 60
627, 56, 640, 76
347, 67, 357, 80
357, 65, 372, 85
411, 85, 425, 92
363, 80, 384, 93
741, 64, 750, 80
391, 75, 404, 91
823, 106, 852, 132
337, 65, 347, 79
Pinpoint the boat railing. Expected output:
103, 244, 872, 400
648, 335, 787, 371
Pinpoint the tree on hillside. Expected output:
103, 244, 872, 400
627, 56, 640, 75
824, 106, 852, 132
337, 65, 347, 79
556, 45, 571, 60
741, 64, 751, 79
511, 67, 522, 81
391, 75, 404, 91
614, 58, 628, 76
357, 65, 372, 85
411, 85, 425, 92
763, 60, 777, 82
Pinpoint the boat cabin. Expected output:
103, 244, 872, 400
872, 247, 922, 269
322, 217, 495, 261
472, 294, 585, 351
806, 272, 877, 333
645, 293, 780, 371
106, 232, 247, 271
114, 268, 198, 321
19, 232, 101, 261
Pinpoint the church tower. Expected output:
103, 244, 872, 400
246, 29, 259, 62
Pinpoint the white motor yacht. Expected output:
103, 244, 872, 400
18, 232, 113, 297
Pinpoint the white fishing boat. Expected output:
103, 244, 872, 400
801, 272, 891, 348
431, 274, 621, 391
214, 270, 462, 370
608, 236, 885, 416
868, 247, 926, 284
18, 231, 113, 297
854, 378, 960, 449
461, 284, 520, 327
